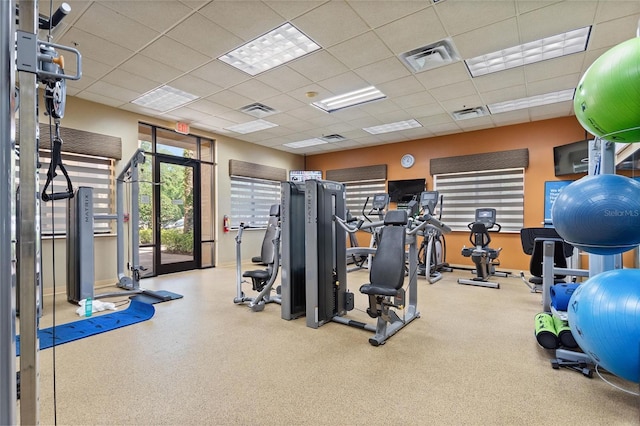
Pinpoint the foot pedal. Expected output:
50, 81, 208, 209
345, 292, 354, 311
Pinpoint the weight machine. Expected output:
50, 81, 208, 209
66, 149, 177, 304
233, 204, 281, 311
281, 180, 448, 346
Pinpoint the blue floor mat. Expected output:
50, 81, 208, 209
16, 300, 155, 356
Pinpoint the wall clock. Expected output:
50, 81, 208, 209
401, 153, 415, 168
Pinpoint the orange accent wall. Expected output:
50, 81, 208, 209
306, 116, 593, 272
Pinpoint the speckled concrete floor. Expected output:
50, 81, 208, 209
16, 265, 639, 425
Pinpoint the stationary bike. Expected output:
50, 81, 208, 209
457, 208, 506, 289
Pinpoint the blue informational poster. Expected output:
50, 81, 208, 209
544, 180, 573, 225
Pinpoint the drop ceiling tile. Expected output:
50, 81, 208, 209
72, 3, 159, 51
317, 71, 369, 95
169, 107, 216, 122
589, 16, 640, 51
308, 114, 338, 127
119, 55, 183, 84
358, 99, 403, 116
354, 57, 412, 86
218, 110, 258, 124
260, 94, 307, 113
377, 76, 424, 98
490, 109, 531, 126
256, 67, 313, 93
374, 7, 447, 54
140, 37, 210, 73
288, 105, 328, 121
414, 62, 470, 90
481, 85, 527, 105
100, 1, 194, 32
452, 18, 519, 58
394, 91, 437, 109
437, 1, 516, 36
287, 84, 334, 104
330, 106, 371, 122
526, 74, 581, 96
518, 2, 598, 43
167, 13, 243, 58
515, 1, 563, 15
524, 53, 586, 84
101, 69, 159, 94
66, 75, 96, 93
455, 116, 494, 131
78, 58, 114, 80
529, 101, 574, 120
419, 113, 455, 127
264, 1, 328, 20
187, 99, 232, 116
405, 104, 448, 119
198, 1, 285, 40
595, 0, 640, 23
429, 80, 478, 102
440, 94, 484, 113
288, 50, 350, 83
292, 1, 370, 48
472, 68, 525, 92
58, 27, 134, 64
169, 74, 223, 98
263, 112, 302, 127
429, 122, 462, 136
205, 90, 254, 110
327, 31, 394, 70
191, 61, 250, 89
75, 91, 125, 108
228, 79, 282, 102
84, 81, 141, 103
347, 0, 430, 29
401, 127, 434, 140
179, 1, 210, 10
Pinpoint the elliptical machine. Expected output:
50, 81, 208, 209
416, 191, 451, 283
346, 193, 388, 272
457, 208, 506, 289
233, 204, 281, 311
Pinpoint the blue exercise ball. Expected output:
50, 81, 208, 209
567, 269, 640, 383
551, 174, 640, 254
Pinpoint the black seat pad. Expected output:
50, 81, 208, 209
359, 283, 398, 297
243, 270, 269, 280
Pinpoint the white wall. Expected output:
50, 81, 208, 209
37, 96, 303, 293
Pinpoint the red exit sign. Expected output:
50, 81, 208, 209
175, 122, 190, 134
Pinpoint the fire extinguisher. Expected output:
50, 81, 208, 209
223, 215, 230, 233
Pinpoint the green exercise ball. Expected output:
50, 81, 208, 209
574, 37, 640, 142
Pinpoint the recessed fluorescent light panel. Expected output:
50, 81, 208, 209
283, 138, 327, 149
465, 26, 591, 77
218, 22, 320, 76
312, 86, 386, 113
131, 85, 199, 112
487, 89, 575, 114
363, 119, 422, 135
224, 119, 278, 134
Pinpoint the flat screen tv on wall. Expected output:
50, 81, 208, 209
388, 178, 425, 203
553, 140, 590, 176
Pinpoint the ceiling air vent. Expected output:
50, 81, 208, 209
399, 38, 461, 73
320, 134, 346, 143
452, 106, 488, 120
239, 102, 277, 118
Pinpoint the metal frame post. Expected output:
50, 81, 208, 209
1, 0, 17, 424
18, 0, 41, 423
